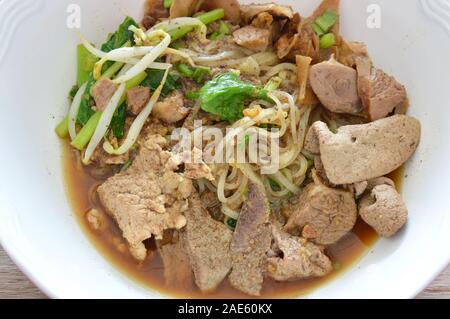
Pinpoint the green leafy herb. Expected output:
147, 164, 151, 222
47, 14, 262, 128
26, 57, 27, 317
219, 21, 230, 35
77, 73, 96, 125
226, 218, 237, 229
101, 17, 138, 72
268, 178, 281, 192
176, 63, 194, 77
199, 72, 266, 121
69, 85, 79, 101
192, 67, 211, 84
77, 44, 98, 86
141, 69, 181, 98
110, 104, 127, 139
121, 159, 134, 172
101, 17, 138, 53
186, 91, 200, 100
210, 21, 231, 41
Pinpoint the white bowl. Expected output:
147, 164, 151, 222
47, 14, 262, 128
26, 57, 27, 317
0, 0, 449, 299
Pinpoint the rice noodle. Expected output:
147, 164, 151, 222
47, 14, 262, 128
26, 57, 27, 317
68, 82, 87, 140
262, 63, 297, 83
103, 68, 170, 155
82, 83, 126, 164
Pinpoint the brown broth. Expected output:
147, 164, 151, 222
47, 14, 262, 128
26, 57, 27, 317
61, 140, 404, 299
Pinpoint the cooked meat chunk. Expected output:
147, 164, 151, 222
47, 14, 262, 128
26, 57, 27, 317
233, 26, 271, 52
267, 225, 332, 281
309, 57, 362, 114
240, 3, 294, 24
179, 148, 214, 181
201, 0, 241, 23
127, 86, 150, 115
97, 135, 193, 261
308, 115, 421, 184
143, 0, 169, 28
359, 184, 408, 237
157, 231, 193, 288
152, 91, 190, 123
353, 177, 396, 198
91, 146, 130, 166
284, 179, 357, 245
304, 125, 320, 155
276, 15, 320, 61
357, 63, 408, 121
229, 182, 272, 296
184, 192, 232, 292
92, 79, 117, 111
169, 0, 202, 18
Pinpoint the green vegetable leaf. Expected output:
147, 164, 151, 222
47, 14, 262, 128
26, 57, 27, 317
77, 44, 98, 86
226, 218, 237, 229
77, 73, 96, 125
268, 178, 281, 192
101, 17, 138, 53
110, 103, 127, 139
141, 69, 181, 97
69, 85, 79, 101
199, 72, 264, 121
101, 17, 138, 72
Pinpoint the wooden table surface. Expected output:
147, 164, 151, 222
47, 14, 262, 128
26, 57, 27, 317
0, 245, 448, 299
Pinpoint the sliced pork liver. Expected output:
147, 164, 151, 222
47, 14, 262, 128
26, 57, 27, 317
97, 135, 193, 261
308, 115, 421, 184
229, 182, 272, 296
267, 225, 332, 281
359, 184, 408, 237
184, 192, 233, 292
233, 26, 271, 52
157, 231, 193, 289
284, 178, 357, 245
357, 59, 408, 121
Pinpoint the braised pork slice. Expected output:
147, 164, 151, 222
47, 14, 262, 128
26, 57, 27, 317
359, 184, 408, 237
309, 57, 362, 114
307, 115, 421, 184
284, 179, 357, 245
229, 182, 272, 296
143, 0, 169, 28
184, 192, 232, 292
267, 225, 332, 281
97, 135, 193, 261
152, 91, 190, 124
157, 231, 193, 289
92, 79, 117, 111
357, 63, 408, 121
240, 3, 294, 24
127, 86, 150, 115
233, 26, 271, 52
